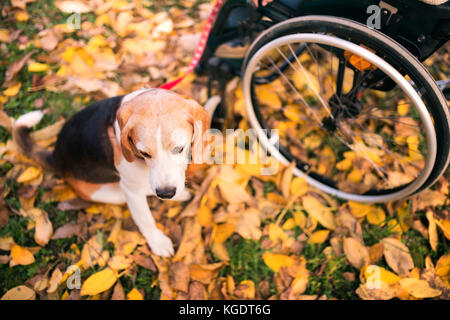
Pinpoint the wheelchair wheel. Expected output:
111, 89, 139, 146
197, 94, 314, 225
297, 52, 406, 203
242, 16, 450, 202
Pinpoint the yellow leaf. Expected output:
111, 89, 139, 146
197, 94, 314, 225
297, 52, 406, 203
210, 242, 230, 261
302, 195, 336, 230
283, 105, 303, 123
80, 268, 117, 296
426, 210, 438, 251
307, 230, 330, 244
366, 206, 386, 225
108, 255, 132, 271
15, 10, 29, 22
436, 219, 450, 240
262, 252, 294, 272
85, 205, 101, 214
293, 211, 306, 229
399, 278, 441, 298
348, 168, 363, 183
212, 223, 235, 244
197, 204, 212, 227
4, 82, 22, 97
336, 158, 352, 171
397, 103, 409, 116
1, 285, 35, 300
348, 202, 372, 218
17, 166, 42, 184
436, 253, 450, 279
290, 177, 307, 198
281, 162, 295, 198
282, 218, 296, 230
0, 29, 10, 42
28, 62, 50, 72
361, 265, 400, 285
127, 288, 143, 300
255, 86, 282, 109
268, 223, 287, 243
10, 244, 35, 266
189, 263, 224, 285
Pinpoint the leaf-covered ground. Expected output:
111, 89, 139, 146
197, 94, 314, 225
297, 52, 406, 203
0, 0, 449, 300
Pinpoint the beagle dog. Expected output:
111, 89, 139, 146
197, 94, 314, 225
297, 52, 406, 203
13, 88, 210, 257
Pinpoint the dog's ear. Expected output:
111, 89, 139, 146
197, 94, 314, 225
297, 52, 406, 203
187, 100, 210, 164
116, 102, 136, 162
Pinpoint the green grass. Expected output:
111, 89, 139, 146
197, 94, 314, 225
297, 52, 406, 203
303, 243, 359, 299
218, 237, 276, 296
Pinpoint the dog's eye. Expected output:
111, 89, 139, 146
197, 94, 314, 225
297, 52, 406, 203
172, 146, 184, 154
140, 151, 152, 158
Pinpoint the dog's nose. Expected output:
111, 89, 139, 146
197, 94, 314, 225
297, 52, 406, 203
156, 187, 176, 199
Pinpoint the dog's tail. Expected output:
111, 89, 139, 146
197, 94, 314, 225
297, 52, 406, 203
12, 111, 54, 169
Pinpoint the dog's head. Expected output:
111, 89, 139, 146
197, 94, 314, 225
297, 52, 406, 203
116, 89, 210, 200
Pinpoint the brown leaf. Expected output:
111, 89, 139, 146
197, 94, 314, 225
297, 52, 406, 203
0, 255, 10, 264
235, 208, 262, 241
168, 262, 190, 293
369, 243, 384, 264
173, 217, 202, 261
189, 262, 224, 285
187, 281, 206, 300
382, 237, 414, 276
111, 281, 125, 300
0, 111, 12, 132
343, 237, 369, 269
57, 198, 91, 211
52, 223, 82, 239
131, 254, 156, 272
0, 203, 9, 230
4, 50, 34, 83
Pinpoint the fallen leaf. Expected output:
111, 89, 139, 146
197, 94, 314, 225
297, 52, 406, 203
1, 285, 35, 300
28, 208, 53, 246
235, 208, 262, 240
3, 82, 22, 97
399, 278, 441, 298
47, 268, 63, 293
52, 222, 82, 239
127, 288, 143, 300
302, 195, 336, 230
55, 0, 92, 13
10, 244, 35, 266
17, 167, 42, 184
234, 280, 255, 299
4, 51, 34, 82
381, 237, 414, 276
262, 253, 295, 272
426, 210, 438, 251
343, 237, 370, 269
189, 263, 224, 285
169, 262, 190, 293
28, 62, 51, 72
307, 230, 330, 244
111, 281, 125, 300
80, 268, 117, 296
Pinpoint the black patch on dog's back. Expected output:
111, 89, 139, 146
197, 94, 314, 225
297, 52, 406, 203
53, 96, 123, 183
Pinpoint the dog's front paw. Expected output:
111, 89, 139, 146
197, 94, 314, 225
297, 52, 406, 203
147, 229, 174, 257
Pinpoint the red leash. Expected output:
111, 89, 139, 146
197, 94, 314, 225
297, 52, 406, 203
159, 0, 226, 90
